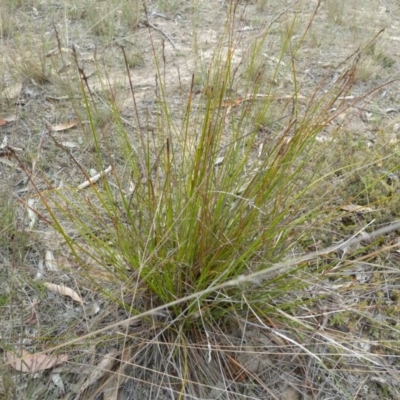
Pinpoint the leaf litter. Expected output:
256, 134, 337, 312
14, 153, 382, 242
43, 282, 83, 304
6, 349, 68, 373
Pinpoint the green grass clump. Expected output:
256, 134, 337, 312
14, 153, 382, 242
47, 13, 341, 314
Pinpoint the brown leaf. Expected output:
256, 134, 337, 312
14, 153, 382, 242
0, 113, 17, 127
51, 120, 79, 132
44, 282, 83, 304
6, 349, 68, 372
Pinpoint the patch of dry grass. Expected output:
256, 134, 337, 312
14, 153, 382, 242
1, 1, 400, 399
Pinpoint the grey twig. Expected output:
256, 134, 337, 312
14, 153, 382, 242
143, 20, 177, 50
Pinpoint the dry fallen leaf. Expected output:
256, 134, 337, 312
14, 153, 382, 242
3, 114, 18, 122
51, 120, 79, 132
74, 349, 119, 394
0, 115, 17, 127
44, 282, 83, 304
214, 156, 224, 167
340, 204, 374, 213
6, 349, 68, 372
44, 250, 59, 271
97, 347, 131, 400
61, 141, 79, 148
36, 258, 45, 280
51, 373, 65, 393
2, 82, 23, 101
